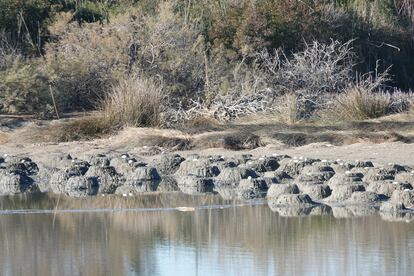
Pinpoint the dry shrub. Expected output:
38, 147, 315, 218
102, 77, 162, 127
45, 12, 129, 111
134, 0, 205, 101
0, 39, 50, 114
272, 94, 301, 124
323, 87, 413, 121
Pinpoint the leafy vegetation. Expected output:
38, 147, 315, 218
0, 0, 413, 126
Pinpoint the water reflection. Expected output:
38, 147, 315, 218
0, 195, 413, 275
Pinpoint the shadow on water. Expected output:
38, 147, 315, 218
0, 194, 414, 275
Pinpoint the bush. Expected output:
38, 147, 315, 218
45, 12, 128, 111
253, 40, 355, 120
0, 0, 52, 54
102, 76, 162, 127
0, 41, 50, 114
70, 1, 108, 24
131, 0, 205, 102
321, 87, 413, 122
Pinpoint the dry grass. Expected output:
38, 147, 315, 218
102, 77, 162, 128
321, 87, 412, 122
32, 116, 116, 142
272, 94, 301, 124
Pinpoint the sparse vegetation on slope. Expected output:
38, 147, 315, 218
0, 0, 413, 132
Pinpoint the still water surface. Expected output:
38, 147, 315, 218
0, 194, 413, 276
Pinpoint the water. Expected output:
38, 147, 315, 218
0, 194, 413, 276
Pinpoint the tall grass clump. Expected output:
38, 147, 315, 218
323, 87, 413, 122
102, 77, 162, 127
332, 87, 393, 120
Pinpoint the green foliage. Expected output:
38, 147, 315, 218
1, 0, 414, 121
70, 1, 108, 24
0, 0, 52, 53
0, 53, 50, 113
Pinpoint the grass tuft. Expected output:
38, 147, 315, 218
102, 77, 162, 128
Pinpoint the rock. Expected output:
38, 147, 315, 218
152, 154, 185, 175
211, 160, 238, 171
206, 155, 225, 163
298, 183, 331, 200
244, 157, 279, 172
121, 166, 161, 192
366, 181, 412, 197
384, 163, 408, 173
262, 176, 278, 187
390, 190, 414, 208
157, 176, 179, 192
126, 166, 160, 182
110, 156, 146, 175
234, 154, 253, 164
395, 172, 414, 183
347, 191, 387, 204
349, 167, 369, 174
215, 167, 257, 185
176, 175, 214, 195
85, 166, 123, 194
176, 157, 207, 169
2, 157, 39, 176
380, 202, 406, 213
66, 160, 90, 176
275, 159, 316, 178
88, 154, 110, 167
49, 170, 79, 194
263, 171, 292, 183
325, 184, 365, 202
34, 165, 57, 192
266, 183, 299, 199
354, 160, 374, 168
0, 170, 37, 195
330, 162, 355, 174
362, 168, 395, 183
326, 172, 364, 187
189, 165, 221, 177
270, 193, 316, 207
298, 164, 335, 182
175, 158, 220, 177
236, 178, 268, 199
213, 167, 256, 199
270, 154, 291, 162
65, 176, 98, 197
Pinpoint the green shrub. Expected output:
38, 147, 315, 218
0, 51, 50, 114
71, 1, 108, 24
0, 0, 52, 53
